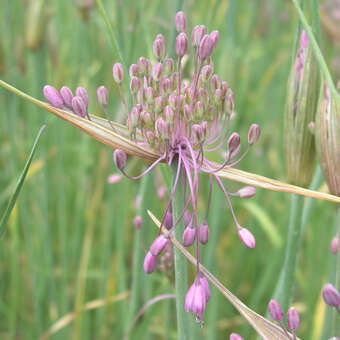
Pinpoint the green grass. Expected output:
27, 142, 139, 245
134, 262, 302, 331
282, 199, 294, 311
0, 0, 338, 339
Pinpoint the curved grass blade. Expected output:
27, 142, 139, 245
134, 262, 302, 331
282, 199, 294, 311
0, 125, 46, 237
147, 210, 301, 340
1, 79, 340, 204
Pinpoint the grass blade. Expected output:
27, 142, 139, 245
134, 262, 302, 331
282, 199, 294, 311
0, 125, 46, 237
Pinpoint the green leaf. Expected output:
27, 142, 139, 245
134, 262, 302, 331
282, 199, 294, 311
0, 125, 46, 237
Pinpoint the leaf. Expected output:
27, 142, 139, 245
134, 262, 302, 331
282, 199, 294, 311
1, 79, 340, 204
0, 125, 46, 237
147, 210, 301, 340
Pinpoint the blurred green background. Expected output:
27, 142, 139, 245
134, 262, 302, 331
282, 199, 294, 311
1, 0, 340, 339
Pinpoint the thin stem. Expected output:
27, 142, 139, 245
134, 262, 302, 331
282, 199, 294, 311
272, 194, 304, 313
171, 159, 191, 340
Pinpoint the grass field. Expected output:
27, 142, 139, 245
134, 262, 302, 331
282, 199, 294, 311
1, 0, 339, 339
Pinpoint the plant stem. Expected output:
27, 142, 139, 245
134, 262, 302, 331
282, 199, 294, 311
272, 194, 304, 312
171, 159, 190, 340
128, 173, 152, 327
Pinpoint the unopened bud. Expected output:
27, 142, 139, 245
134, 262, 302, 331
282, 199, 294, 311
182, 226, 196, 247
238, 227, 256, 248
72, 96, 87, 117
152, 62, 163, 81
230, 334, 244, 340
192, 124, 203, 143
199, 34, 214, 59
174, 11, 186, 32
113, 62, 124, 84
199, 221, 209, 244
75, 87, 89, 108
175, 32, 188, 57
130, 77, 140, 94
268, 299, 283, 322
150, 235, 169, 256
156, 117, 168, 139
133, 216, 142, 230
164, 210, 173, 229
129, 63, 139, 77
201, 64, 213, 82
164, 105, 174, 124
286, 308, 300, 331
195, 101, 204, 119
153, 37, 166, 60
145, 86, 154, 104
191, 25, 206, 47
43, 85, 64, 109
96, 86, 108, 106
211, 74, 220, 91
210, 30, 219, 50
113, 149, 127, 170
322, 283, 340, 307
228, 132, 240, 155
248, 124, 261, 145
143, 251, 157, 274
60, 86, 74, 108
184, 104, 193, 120
164, 58, 174, 75
331, 237, 339, 254
237, 186, 256, 198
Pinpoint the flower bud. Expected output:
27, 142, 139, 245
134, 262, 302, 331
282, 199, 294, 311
174, 11, 186, 32
192, 124, 203, 143
248, 124, 261, 145
199, 221, 209, 244
195, 101, 204, 119
130, 77, 140, 94
113, 149, 127, 170
185, 280, 207, 317
143, 251, 157, 274
199, 34, 214, 59
182, 226, 196, 247
201, 64, 213, 82
184, 104, 193, 120
133, 216, 142, 230
163, 58, 174, 75
228, 132, 240, 156
60, 86, 73, 108
238, 227, 256, 248
112, 62, 124, 84
191, 25, 206, 47
43, 85, 64, 108
72, 96, 87, 117
145, 86, 154, 104
164, 210, 173, 229
322, 283, 340, 307
160, 77, 171, 95
331, 237, 339, 254
268, 299, 283, 322
129, 63, 139, 77
175, 32, 188, 57
230, 334, 244, 340
75, 87, 89, 108
210, 30, 219, 50
164, 105, 174, 124
150, 235, 169, 256
156, 117, 168, 139
153, 37, 166, 60
199, 275, 210, 302
210, 74, 220, 91
96, 86, 108, 106
237, 186, 256, 198
152, 62, 163, 81
286, 307, 300, 331
316, 83, 340, 196
285, 29, 318, 187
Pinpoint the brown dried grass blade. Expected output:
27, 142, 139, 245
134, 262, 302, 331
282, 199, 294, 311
147, 210, 301, 340
1, 79, 339, 203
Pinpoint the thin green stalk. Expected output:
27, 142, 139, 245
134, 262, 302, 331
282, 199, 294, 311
334, 206, 340, 337
272, 194, 304, 312
171, 160, 190, 340
311, 0, 320, 43
127, 173, 152, 328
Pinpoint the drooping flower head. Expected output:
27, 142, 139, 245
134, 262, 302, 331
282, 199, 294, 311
43, 11, 261, 322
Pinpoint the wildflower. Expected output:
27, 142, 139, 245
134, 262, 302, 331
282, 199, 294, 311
43, 11, 261, 321
286, 307, 300, 333
322, 283, 340, 308
268, 299, 283, 322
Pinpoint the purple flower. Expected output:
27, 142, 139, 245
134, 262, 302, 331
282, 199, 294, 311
185, 279, 207, 320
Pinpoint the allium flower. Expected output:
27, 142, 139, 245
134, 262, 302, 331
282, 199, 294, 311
35, 10, 340, 324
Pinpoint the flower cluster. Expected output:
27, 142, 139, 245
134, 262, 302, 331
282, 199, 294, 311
43, 11, 260, 322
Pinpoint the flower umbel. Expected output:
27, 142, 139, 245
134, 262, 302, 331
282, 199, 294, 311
43, 11, 261, 322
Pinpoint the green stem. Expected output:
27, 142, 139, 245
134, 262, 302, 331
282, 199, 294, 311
311, 0, 320, 43
291, 0, 336, 93
128, 173, 152, 327
171, 160, 190, 340
272, 194, 304, 312
334, 205, 340, 337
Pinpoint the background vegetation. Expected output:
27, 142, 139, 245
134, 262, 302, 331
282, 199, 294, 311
1, 0, 339, 339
